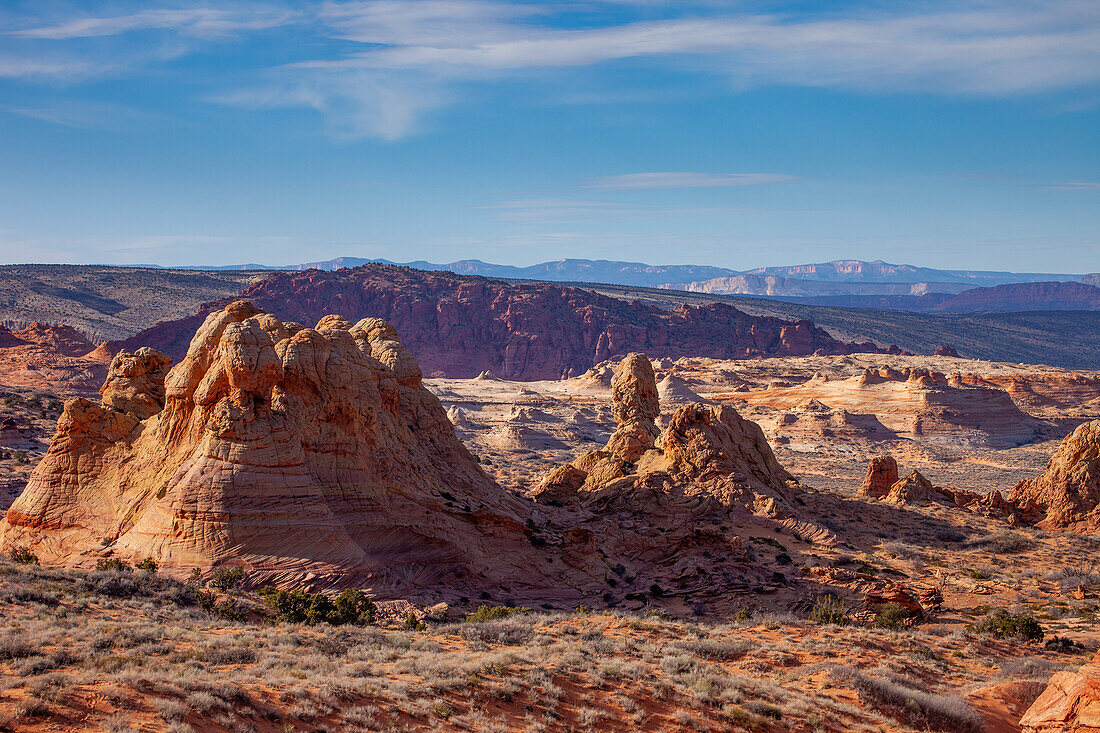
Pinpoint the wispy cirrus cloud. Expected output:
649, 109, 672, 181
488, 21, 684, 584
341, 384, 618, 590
584, 172, 797, 190
10, 6, 298, 40
5, 0, 1100, 139
255, 0, 1100, 138
8, 100, 154, 130
1041, 181, 1100, 190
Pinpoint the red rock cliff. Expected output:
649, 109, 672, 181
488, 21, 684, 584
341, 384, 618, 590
122, 265, 883, 381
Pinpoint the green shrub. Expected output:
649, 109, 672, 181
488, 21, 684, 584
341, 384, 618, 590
973, 609, 1043, 641
208, 567, 245, 591
404, 613, 426, 631
259, 587, 375, 626
95, 558, 131, 573
874, 603, 912, 630
214, 599, 246, 622
195, 590, 217, 612
136, 558, 158, 573
464, 605, 530, 623
9, 546, 38, 565
333, 588, 376, 625
809, 595, 849, 626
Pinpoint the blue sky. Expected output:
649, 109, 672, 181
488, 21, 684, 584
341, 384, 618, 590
0, 1, 1098, 272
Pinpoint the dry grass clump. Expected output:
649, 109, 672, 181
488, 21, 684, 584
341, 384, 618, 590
830, 664, 982, 732
0, 555, 1075, 731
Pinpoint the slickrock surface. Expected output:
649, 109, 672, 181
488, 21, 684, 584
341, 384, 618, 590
858, 455, 899, 498
657, 374, 711, 404
1021, 650, 1100, 732
1010, 420, 1100, 531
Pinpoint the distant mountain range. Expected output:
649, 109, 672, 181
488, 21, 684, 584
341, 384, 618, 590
135, 257, 1100, 312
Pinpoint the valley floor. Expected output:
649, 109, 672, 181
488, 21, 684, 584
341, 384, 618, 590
0, 552, 1093, 733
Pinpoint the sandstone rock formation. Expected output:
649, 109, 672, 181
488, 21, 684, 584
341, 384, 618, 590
657, 374, 711, 404
2, 303, 786, 610
606, 353, 660, 461
881, 470, 946, 506
534, 353, 795, 514
0, 322, 110, 395
0, 301, 549, 597
1009, 420, 1100, 531
100, 348, 173, 419
115, 264, 888, 380
733, 365, 1044, 449
1020, 650, 1100, 732
858, 455, 899, 498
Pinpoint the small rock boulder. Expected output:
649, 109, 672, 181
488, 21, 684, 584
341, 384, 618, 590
882, 470, 948, 505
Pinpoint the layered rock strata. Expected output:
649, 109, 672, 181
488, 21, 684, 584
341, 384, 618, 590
1010, 420, 1100, 531
534, 352, 796, 515
0, 301, 545, 596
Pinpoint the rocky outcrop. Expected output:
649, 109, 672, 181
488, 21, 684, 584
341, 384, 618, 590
606, 353, 660, 461
117, 264, 888, 381
881, 470, 947, 505
932, 281, 1100, 313
534, 353, 795, 514
2, 302, 785, 610
858, 456, 899, 498
1009, 420, 1100, 531
734, 365, 1045, 449
1020, 650, 1100, 732
100, 348, 173, 419
934, 344, 962, 358
0, 322, 110, 395
0, 301, 547, 597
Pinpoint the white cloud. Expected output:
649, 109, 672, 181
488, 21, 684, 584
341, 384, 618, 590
0, 55, 107, 80
7, 100, 152, 130
1042, 181, 1100, 190
311, 1, 1100, 95
272, 0, 1100, 137
211, 69, 449, 140
584, 172, 796, 190
11, 7, 297, 40
6, 0, 1100, 138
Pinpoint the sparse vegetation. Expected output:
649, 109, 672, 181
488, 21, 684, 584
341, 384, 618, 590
832, 665, 982, 732
464, 604, 530, 623
9, 546, 38, 565
259, 587, 376, 626
973, 609, 1044, 641
873, 603, 912, 630
808, 595, 849, 626
94, 558, 131, 572
208, 566, 245, 591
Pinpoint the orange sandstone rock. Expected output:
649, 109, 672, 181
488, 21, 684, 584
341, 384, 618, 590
858, 455, 898, 499
1021, 651, 1100, 732
1009, 420, 1100, 531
